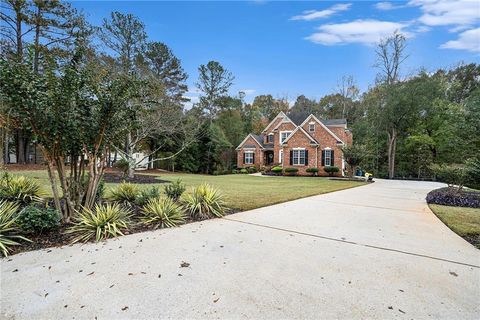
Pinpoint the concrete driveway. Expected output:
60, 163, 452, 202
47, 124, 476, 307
1, 179, 479, 319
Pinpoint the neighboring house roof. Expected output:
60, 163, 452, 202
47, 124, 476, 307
281, 126, 319, 146
235, 133, 265, 150
299, 114, 345, 144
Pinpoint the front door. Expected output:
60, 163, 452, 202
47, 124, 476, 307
265, 151, 274, 165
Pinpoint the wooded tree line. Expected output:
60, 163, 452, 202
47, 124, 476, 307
1, 1, 479, 187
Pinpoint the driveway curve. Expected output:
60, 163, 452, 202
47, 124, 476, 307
1, 179, 479, 319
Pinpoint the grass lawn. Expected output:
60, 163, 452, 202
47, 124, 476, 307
429, 204, 480, 248
8, 170, 365, 211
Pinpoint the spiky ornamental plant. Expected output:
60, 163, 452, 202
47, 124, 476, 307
141, 198, 185, 228
109, 182, 140, 204
0, 201, 30, 256
67, 203, 131, 243
0, 175, 44, 204
182, 184, 227, 220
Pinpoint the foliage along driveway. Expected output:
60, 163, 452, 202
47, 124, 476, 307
1, 179, 479, 319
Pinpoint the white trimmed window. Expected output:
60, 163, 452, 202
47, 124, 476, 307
267, 134, 274, 143
292, 149, 306, 165
244, 151, 254, 164
324, 149, 332, 166
280, 131, 292, 144
308, 123, 315, 132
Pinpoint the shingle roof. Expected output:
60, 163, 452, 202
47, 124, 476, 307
251, 134, 264, 146
322, 118, 347, 126
287, 112, 346, 127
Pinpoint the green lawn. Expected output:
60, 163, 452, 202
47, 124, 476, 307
429, 204, 480, 248
8, 170, 365, 211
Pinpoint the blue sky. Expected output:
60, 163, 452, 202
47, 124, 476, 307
72, 1, 480, 104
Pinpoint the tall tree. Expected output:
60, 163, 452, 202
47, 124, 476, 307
99, 11, 146, 74
374, 31, 409, 178
196, 61, 234, 117
144, 41, 188, 104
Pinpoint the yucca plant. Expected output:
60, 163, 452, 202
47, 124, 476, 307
109, 182, 139, 204
0, 200, 30, 256
182, 184, 227, 220
141, 197, 185, 228
67, 203, 131, 243
0, 174, 43, 204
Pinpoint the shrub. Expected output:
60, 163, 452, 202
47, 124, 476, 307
239, 168, 248, 174
271, 166, 283, 174
306, 168, 319, 176
431, 164, 468, 193
141, 198, 185, 228
183, 184, 227, 220
164, 179, 186, 201
0, 200, 29, 256
113, 159, 129, 176
247, 166, 257, 173
0, 174, 43, 204
135, 186, 161, 206
324, 166, 340, 176
231, 169, 238, 174
426, 187, 480, 208
67, 203, 131, 243
284, 167, 298, 175
465, 157, 480, 190
109, 182, 139, 204
17, 206, 61, 234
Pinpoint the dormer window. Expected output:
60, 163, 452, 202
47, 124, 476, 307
267, 134, 273, 143
309, 123, 315, 132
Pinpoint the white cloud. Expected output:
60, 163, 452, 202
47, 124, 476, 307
305, 19, 411, 46
240, 89, 256, 95
375, 2, 404, 10
290, 3, 351, 21
409, 0, 480, 28
440, 27, 480, 53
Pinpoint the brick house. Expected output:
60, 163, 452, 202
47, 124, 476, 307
236, 112, 353, 176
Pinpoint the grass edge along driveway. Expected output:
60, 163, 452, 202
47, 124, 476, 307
429, 204, 480, 249
11, 170, 365, 211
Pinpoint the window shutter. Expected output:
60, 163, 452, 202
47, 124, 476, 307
290, 150, 293, 165
321, 150, 325, 166
331, 150, 334, 166
252, 153, 255, 164
304, 150, 308, 165
243, 152, 246, 164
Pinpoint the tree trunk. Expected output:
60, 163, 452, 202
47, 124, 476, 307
16, 129, 26, 164
387, 128, 397, 179
39, 146, 62, 215
3, 130, 9, 164
126, 132, 135, 178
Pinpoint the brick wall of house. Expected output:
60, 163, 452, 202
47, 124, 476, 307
237, 136, 263, 170
283, 130, 319, 175
272, 121, 296, 165
301, 119, 343, 176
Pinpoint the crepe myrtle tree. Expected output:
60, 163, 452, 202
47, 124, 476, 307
342, 144, 367, 178
0, 49, 133, 221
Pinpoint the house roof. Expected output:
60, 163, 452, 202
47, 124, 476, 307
262, 111, 294, 133
299, 114, 345, 144
235, 133, 265, 150
323, 118, 347, 126
287, 111, 347, 127
281, 126, 319, 146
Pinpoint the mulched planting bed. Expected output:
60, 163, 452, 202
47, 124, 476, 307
426, 187, 480, 208
103, 172, 169, 184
